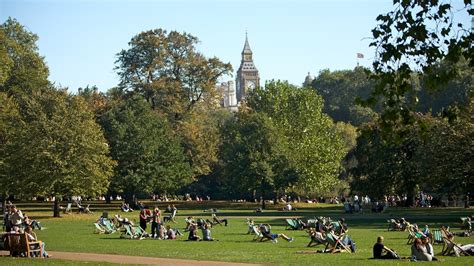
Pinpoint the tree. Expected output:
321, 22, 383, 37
3, 88, 115, 217
115, 29, 232, 121
219, 112, 289, 207
365, 0, 473, 140
0, 92, 21, 207
247, 81, 346, 195
177, 106, 230, 177
349, 108, 473, 202
312, 67, 378, 126
0, 17, 49, 94
101, 96, 192, 203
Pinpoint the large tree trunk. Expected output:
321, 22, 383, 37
53, 197, 61, 217
105, 193, 111, 204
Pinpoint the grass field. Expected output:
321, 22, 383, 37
1, 202, 473, 265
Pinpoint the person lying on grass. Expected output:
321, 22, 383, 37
258, 223, 293, 243
373, 236, 400, 259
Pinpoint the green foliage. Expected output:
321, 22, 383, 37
0, 17, 49, 94
349, 106, 473, 198
101, 96, 192, 198
115, 29, 232, 121
312, 67, 378, 126
2, 88, 115, 199
219, 112, 288, 200
366, 0, 473, 140
246, 81, 346, 195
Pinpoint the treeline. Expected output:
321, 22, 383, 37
309, 63, 472, 202
1, 14, 471, 216
0, 19, 348, 216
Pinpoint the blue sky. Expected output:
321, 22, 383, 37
1, 0, 471, 91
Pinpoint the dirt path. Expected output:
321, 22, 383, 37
1, 250, 262, 265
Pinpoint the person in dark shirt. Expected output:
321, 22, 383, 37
373, 236, 400, 259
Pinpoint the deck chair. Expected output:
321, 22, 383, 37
285, 219, 300, 230
63, 203, 72, 214
330, 221, 344, 235
120, 224, 135, 239
387, 219, 401, 231
251, 225, 263, 241
325, 232, 352, 253
406, 226, 424, 244
103, 219, 116, 233
440, 227, 471, 256
431, 229, 443, 245
84, 204, 93, 214
94, 223, 106, 234
307, 229, 327, 247
133, 225, 148, 238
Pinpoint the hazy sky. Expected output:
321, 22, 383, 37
1, 0, 471, 91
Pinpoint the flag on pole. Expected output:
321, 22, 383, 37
357, 53, 364, 59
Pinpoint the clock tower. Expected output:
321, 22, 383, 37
236, 33, 260, 102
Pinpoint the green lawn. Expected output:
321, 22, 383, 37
2, 204, 473, 265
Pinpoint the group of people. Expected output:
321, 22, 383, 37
3, 204, 42, 232
374, 233, 474, 261
2, 204, 49, 258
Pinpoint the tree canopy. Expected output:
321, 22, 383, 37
365, 0, 473, 140
115, 29, 233, 121
101, 96, 192, 201
246, 81, 346, 195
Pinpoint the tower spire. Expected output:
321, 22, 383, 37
242, 31, 252, 54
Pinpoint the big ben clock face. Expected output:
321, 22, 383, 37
246, 80, 256, 89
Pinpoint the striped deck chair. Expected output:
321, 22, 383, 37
431, 229, 443, 245
307, 229, 327, 247
406, 225, 424, 244
285, 219, 300, 230
325, 232, 352, 253
94, 223, 106, 234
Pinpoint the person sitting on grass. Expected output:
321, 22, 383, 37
373, 236, 400, 259
258, 223, 294, 243
202, 223, 217, 241
283, 203, 292, 211
411, 238, 432, 261
421, 236, 439, 261
25, 226, 50, 258
187, 224, 201, 241
165, 226, 175, 239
